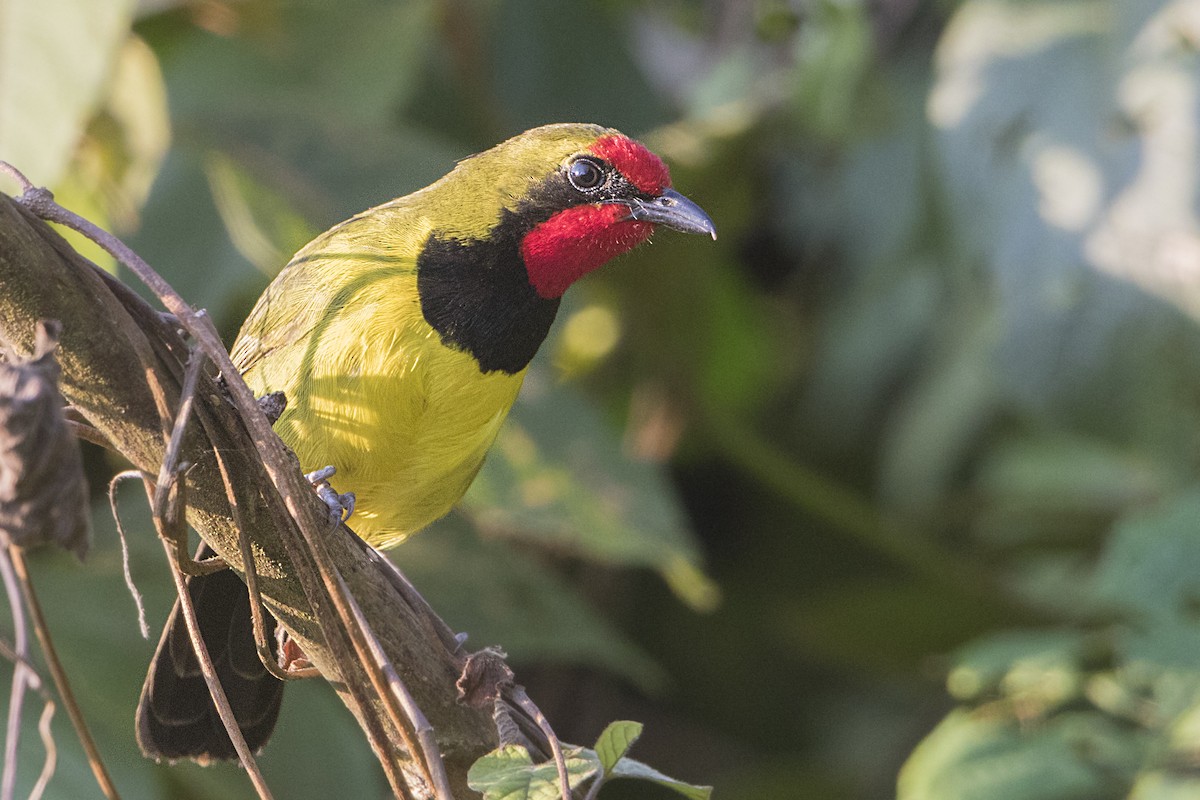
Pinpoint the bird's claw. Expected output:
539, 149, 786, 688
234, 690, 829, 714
305, 465, 336, 484
306, 466, 355, 525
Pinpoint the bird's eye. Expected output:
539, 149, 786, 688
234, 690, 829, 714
567, 158, 604, 191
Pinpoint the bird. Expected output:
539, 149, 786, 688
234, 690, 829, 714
135, 122, 715, 762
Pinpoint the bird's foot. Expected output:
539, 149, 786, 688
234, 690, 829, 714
305, 465, 356, 525
276, 627, 318, 677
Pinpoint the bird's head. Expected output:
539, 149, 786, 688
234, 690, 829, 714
433, 123, 715, 299
509, 125, 715, 298
415, 124, 715, 374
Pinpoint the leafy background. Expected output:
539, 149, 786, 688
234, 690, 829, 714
4, 0, 1200, 797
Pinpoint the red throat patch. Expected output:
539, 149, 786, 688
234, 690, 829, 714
521, 205, 654, 298
589, 135, 671, 196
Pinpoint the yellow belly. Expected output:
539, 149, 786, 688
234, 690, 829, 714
237, 265, 524, 549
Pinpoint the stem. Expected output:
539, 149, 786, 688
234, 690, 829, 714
0, 546, 28, 800
7, 548, 120, 799
510, 687, 572, 800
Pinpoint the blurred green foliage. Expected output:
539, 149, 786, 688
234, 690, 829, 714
6, 0, 1200, 797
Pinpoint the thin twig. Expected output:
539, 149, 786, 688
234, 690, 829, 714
0, 639, 44, 683
581, 774, 604, 800
335, 569, 451, 797
151, 519, 275, 800
510, 687, 572, 800
0, 638, 58, 800
6, 547, 120, 800
154, 530, 275, 799
140, 350, 274, 799
7, 166, 444, 796
0, 544, 29, 800
210, 444, 318, 681
254, 487, 415, 799
153, 349, 225, 577
29, 697, 56, 800
107, 470, 150, 639
63, 419, 115, 451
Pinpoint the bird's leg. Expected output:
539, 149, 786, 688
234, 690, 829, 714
275, 627, 316, 676
305, 465, 356, 524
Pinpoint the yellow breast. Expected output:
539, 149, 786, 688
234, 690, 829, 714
234, 243, 525, 549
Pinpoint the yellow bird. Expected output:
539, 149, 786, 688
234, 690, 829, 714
137, 123, 715, 761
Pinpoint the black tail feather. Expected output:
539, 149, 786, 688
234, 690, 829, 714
136, 546, 284, 762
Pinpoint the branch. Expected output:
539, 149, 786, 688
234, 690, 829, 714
0, 188, 510, 795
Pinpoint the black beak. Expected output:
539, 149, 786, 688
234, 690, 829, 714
618, 189, 717, 240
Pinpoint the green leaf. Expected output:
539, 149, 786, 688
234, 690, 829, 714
1128, 773, 1200, 800
876, 312, 1000, 512
463, 364, 717, 611
467, 745, 599, 800
204, 151, 318, 275
944, 629, 1088, 704
971, 433, 1169, 551
789, 0, 875, 140
898, 709, 1138, 800
1089, 489, 1200, 668
795, 263, 940, 457
0, 0, 134, 188
594, 720, 643, 774
467, 743, 712, 800
608, 756, 714, 800
152, 1, 436, 128
127, 148, 262, 321
902, 489, 1200, 800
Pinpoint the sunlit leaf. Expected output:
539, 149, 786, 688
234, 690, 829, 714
930, 0, 1200, 410
0, 0, 134, 188
467, 742, 712, 800
53, 35, 170, 272
1128, 773, 1200, 800
204, 151, 318, 275
608, 755, 714, 800
467, 745, 598, 800
594, 720, 642, 774
944, 630, 1089, 703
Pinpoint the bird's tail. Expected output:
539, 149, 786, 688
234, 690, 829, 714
135, 545, 284, 763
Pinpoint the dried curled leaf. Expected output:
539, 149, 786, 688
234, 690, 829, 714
456, 646, 514, 708
0, 320, 90, 557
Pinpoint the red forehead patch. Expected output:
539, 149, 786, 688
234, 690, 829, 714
589, 134, 671, 196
